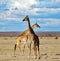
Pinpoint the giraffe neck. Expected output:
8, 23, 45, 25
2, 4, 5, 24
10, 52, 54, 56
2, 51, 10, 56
28, 18, 31, 29
27, 18, 35, 34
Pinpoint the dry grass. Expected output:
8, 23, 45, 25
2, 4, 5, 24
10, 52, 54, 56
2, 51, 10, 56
0, 36, 60, 61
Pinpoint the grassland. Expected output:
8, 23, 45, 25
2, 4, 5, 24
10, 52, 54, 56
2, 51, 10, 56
0, 36, 60, 61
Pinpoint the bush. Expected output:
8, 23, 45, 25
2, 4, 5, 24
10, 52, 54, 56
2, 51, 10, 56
55, 37, 58, 39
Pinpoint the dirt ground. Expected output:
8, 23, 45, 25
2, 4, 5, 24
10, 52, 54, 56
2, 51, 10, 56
0, 36, 60, 61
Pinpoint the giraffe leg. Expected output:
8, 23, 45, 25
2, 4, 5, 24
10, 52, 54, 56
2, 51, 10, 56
34, 46, 37, 59
37, 45, 40, 59
22, 43, 26, 55
14, 44, 17, 57
28, 43, 31, 59
17, 43, 21, 55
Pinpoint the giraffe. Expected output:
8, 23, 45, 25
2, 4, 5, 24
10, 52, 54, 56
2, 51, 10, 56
22, 16, 40, 59
14, 23, 40, 56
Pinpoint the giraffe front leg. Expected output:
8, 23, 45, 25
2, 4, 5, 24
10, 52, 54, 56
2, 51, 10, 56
17, 43, 22, 55
28, 43, 31, 59
22, 43, 26, 55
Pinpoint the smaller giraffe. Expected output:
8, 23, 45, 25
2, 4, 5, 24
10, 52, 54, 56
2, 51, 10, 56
14, 23, 40, 56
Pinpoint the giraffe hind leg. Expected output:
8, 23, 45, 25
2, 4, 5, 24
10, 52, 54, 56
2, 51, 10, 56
37, 45, 40, 59
14, 44, 17, 57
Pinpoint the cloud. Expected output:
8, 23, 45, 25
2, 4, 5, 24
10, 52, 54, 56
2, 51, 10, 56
8, 0, 37, 10
0, 0, 8, 4
0, 0, 39, 21
35, 0, 60, 8
0, 0, 60, 25
32, 8, 60, 15
38, 18, 60, 27
0, 0, 60, 19
8, 0, 39, 15
55, 0, 60, 2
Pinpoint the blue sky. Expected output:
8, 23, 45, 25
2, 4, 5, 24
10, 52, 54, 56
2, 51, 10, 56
0, 0, 60, 32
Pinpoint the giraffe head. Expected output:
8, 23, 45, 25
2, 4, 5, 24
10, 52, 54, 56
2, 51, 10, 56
33, 23, 40, 28
22, 16, 29, 21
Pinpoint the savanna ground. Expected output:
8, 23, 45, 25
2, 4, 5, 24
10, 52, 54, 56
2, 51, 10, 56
0, 36, 60, 61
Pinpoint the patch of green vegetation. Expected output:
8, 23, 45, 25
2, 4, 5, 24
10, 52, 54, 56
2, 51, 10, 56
0, 48, 13, 51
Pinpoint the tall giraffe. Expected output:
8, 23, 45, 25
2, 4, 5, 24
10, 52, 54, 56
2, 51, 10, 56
14, 23, 40, 56
22, 16, 40, 59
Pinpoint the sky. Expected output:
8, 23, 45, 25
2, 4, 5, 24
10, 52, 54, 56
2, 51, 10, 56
0, 0, 60, 32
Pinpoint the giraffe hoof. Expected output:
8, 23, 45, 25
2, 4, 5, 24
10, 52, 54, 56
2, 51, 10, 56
14, 55, 16, 57
28, 56, 30, 59
38, 57, 40, 59
33, 56, 37, 59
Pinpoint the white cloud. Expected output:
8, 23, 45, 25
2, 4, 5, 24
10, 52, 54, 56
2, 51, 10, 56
0, 0, 39, 21
38, 18, 60, 27
8, 0, 37, 10
0, 0, 60, 22
0, 0, 8, 4
8, 0, 39, 15
33, 8, 60, 15
36, 0, 60, 8
55, 0, 60, 2
0, 11, 22, 22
